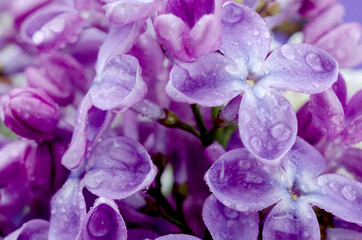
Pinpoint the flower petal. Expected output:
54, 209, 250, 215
166, 53, 245, 107
202, 194, 259, 240
49, 178, 86, 240
326, 228, 362, 240
77, 197, 127, 240
262, 44, 338, 94
303, 3, 344, 44
305, 174, 362, 224
155, 234, 201, 240
309, 88, 345, 140
338, 115, 362, 146
186, 14, 221, 58
205, 148, 286, 212
84, 136, 158, 199
104, 0, 162, 27
153, 14, 191, 61
263, 198, 320, 240
4, 219, 49, 240
314, 23, 362, 68
90, 54, 147, 112
238, 88, 297, 163
345, 89, 362, 122
220, 2, 271, 62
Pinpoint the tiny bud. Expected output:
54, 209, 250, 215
158, 109, 179, 127
2, 87, 60, 141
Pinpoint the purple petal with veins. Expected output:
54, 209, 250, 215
205, 148, 287, 211
166, 52, 245, 107
309, 88, 345, 140
84, 136, 157, 199
77, 197, 127, 240
220, 2, 271, 61
238, 88, 297, 163
49, 178, 86, 240
202, 194, 259, 240
90, 54, 147, 112
262, 44, 338, 94
304, 174, 362, 224
263, 198, 320, 240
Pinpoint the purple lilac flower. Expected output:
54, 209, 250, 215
1, 87, 60, 141
154, 0, 222, 61
205, 137, 362, 239
4, 219, 49, 240
167, 2, 338, 163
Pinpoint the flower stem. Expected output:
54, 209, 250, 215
191, 104, 212, 147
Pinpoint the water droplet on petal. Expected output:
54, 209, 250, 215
280, 45, 295, 60
250, 136, 262, 151
264, 31, 270, 38
331, 114, 344, 124
238, 160, 251, 170
253, 84, 266, 98
49, 18, 65, 33
253, 29, 260, 36
32, 31, 45, 45
306, 53, 323, 72
87, 210, 111, 237
223, 207, 239, 219
222, 200, 231, 207
342, 185, 357, 201
236, 204, 249, 212
222, 4, 244, 23
270, 123, 292, 141
328, 181, 339, 191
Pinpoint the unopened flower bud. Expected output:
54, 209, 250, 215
1, 87, 60, 140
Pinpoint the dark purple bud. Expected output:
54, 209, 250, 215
1, 87, 60, 141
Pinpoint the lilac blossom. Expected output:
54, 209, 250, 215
1, 87, 60, 141
167, 2, 338, 163
153, 0, 222, 61
205, 137, 362, 239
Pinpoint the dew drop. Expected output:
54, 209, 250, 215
223, 207, 239, 219
331, 114, 344, 125
49, 18, 65, 33
253, 84, 266, 98
32, 31, 45, 45
305, 53, 323, 72
87, 210, 111, 237
222, 4, 244, 23
270, 123, 292, 141
280, 45, 295, 60
264, 31, 270, 39
341, 185, 357, 201
253, 29, 260, 36
238, 160, 251, 170
222, 200, 231, 207
328, 181, 339, 191
236, 204, 249, 212
250, 136, 262, 151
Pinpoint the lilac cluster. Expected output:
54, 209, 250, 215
0, 0, 361, 239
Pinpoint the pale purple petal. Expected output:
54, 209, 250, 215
153, 14, 191, 61
345, 90, 362, 121
296, 103, 323, 145
204, 141, 226, 164
238, 88, 297, 163
4, 219, 49, 240
305, 174, 362, 223
313, 23, 362, 68
242, 0, 258, 9
338, 116, 362, 146
309, 88, 345, 140
96, 23, 146, 74
263, 198, 320, 240
326, 228, 362, 240
104, 0, 162, 27
166, 53, 245, 107
186, 14, 221, 58
202, 194, 259, 240
332, 74, 347, 107
303, 3, 345, 44
204, 148, 287, 211
336, 147, 362, 181
282, 137, 326, 183
90, 54, 147, 112
262, 44, 338, 94
127, 229, 159, 240
84, 136, 158, 199
20, 4, 84, 51
61, 93, 92, 169
49, 178, 86, 240
264, 0, 302, 29
219, 95, 242, 122
155, 234, 201, 240
220, 2, 271, 61
76, 197, 127, 240
299, 0, 337, 18
131, 100, 166, 120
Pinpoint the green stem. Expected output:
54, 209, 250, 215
191, 104, 212, 147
